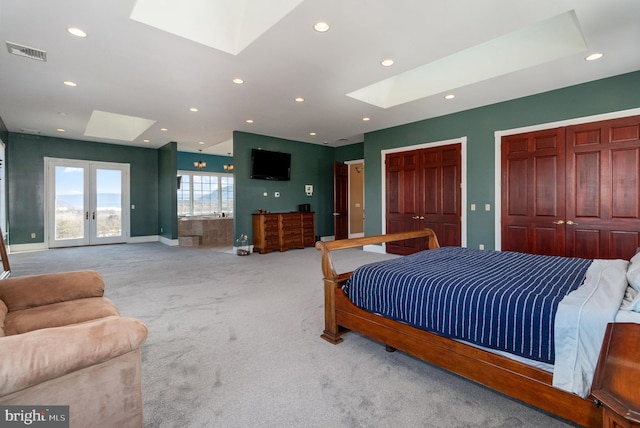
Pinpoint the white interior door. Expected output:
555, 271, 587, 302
46, 158, 130, 248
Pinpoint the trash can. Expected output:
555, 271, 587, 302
236, 234, 250, 256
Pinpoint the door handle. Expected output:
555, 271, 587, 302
412, 216, 420, 220
332, 213, 340, 216
420, 216, 424, 220
552, 220, 564, 225
92, 211, 96, 220
85, 211, 89, 220
566, 220, 579, 225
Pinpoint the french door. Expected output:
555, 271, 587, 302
46, 158, 130, 248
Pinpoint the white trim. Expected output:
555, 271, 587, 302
8, 242, 48, 253
380, 137, 468, 248
363, 244, 387, 254
158, 236, 179, 246
493, 107, 640, 250
129, 235, 160, 244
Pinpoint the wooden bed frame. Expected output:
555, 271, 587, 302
316, 229, 602, 428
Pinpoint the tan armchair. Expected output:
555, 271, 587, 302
0, 270, 147, 428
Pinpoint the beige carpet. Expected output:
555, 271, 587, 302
9, 243, 578, 428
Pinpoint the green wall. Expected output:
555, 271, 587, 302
158, 142, 178, 240
364, 70, 640, 249
335, 142, 364, 162
233, 131, 335, 244
177, 151, 233, 173
6, 133, 160, 245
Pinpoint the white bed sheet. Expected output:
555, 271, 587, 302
553, 258, 631, 397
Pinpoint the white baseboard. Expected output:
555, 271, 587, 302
8, 242, 48, 253
129, 235, 161, 244
363, 243, 386, 254
157, 236, 179, 246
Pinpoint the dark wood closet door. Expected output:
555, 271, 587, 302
420, 145, 462, 247
565, 116, 640, 260
502, 115, 640, 260
501, 129, 566, 255
386, 150, 424, 254
386, 144, 462, 255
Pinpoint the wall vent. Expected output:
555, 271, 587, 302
6, 42, 47, 61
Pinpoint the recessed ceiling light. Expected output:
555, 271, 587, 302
143, 139, 150, 143
63, 81, 77, 87
160, 128, 168, 131
585, 52, 603, 61
56, 128, 65, 132
295, 97, 305, 103
380, 59, 394, 67
314, 22, 330, 32
310, 132, 317, 136
198, 141, 205, 145
444, 94, 455, 100
246, 119, 254, 123
362, 117, 370, 121
232, 78, 244, 84
189, 107, 198, 112
67, 27, 87, 38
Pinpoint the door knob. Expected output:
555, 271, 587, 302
412, 216, 420, 220
552, 220, 565, 225
566, 220, 579, 225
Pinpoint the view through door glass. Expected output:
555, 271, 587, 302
95, 168, 122, 238
54, 165, 86, 241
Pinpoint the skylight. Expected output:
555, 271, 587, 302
347, 11, 588, 109
129, 0, 304, 55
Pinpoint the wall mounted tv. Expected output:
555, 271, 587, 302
250, 148, 291, 181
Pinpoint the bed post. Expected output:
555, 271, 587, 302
320, 276, 344, 344
316, 240, 346, 344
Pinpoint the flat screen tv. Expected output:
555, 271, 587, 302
251, 148, 291, 181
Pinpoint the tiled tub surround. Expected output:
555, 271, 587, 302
178, 217, 233, 247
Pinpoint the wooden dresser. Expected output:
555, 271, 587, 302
252, 212, 315, 254
591, 322, 640, 428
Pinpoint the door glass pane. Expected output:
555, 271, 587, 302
55, 166, 84, 240
95, 168, 122, 237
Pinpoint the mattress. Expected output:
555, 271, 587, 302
344, 246, 632, 397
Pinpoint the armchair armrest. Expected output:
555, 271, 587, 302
0, 270, 105, 311
0, 316, 148, 396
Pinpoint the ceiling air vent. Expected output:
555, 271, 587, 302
6, 42, 47, 61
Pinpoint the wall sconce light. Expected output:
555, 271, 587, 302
194, 149, 206, 170
223, 153, 234, 172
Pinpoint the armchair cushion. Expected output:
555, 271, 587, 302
0, 299, 7, 337
0, 316, 148, 396
0, 270, 105, 311
4, 297, 119, 335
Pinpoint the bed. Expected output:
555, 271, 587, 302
316, 229, 640, 428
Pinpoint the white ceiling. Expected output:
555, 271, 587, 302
0, 0, 638, 156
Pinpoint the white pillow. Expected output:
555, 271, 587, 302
627, 252, 640, 293
628, 291, 640, 312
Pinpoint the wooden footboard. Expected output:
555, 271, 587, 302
316, 229, 602, 428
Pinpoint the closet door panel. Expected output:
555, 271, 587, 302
501, 128, 565, 255
566, 116, 640, 259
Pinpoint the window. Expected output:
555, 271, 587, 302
177, 171, 234, 217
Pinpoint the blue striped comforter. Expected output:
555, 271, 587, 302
344, 247, 592, 364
